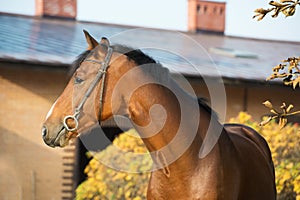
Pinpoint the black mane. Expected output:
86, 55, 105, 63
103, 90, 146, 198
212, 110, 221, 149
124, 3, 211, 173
197, 98, 218, 120
70, 44, 218, 119
111, 44, 157, 66
70, 44, 157, 76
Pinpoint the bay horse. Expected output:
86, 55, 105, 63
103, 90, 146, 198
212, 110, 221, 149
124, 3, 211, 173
42, 30, 276, 199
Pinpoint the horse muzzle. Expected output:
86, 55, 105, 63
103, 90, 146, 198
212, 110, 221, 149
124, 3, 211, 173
42, 125, 70, 148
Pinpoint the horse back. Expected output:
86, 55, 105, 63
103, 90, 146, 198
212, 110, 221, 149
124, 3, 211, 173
223, 123, 276, 199
225, 123, 273, 165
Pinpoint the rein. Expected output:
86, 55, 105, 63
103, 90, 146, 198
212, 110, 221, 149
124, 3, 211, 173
63, 46, 113, 132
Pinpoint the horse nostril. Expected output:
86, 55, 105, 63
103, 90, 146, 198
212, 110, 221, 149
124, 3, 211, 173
42, 126, 48, 138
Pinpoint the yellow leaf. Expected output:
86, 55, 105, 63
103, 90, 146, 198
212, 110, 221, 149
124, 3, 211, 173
270, 109, 278, 115
286, 162, 294, 169
292, 76, 300, 89
260, 116, 273, 126
269, 1, 284, 7
263, 100, 273, 109
286, 104, 294, 113
279, 117, 288, 129
125, 190, 131, 198
125, 175, 132, 181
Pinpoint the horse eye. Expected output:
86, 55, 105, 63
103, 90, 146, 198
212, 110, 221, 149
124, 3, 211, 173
74, 77, 84, 84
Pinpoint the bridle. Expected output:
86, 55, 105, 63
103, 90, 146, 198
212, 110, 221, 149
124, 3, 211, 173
63, 46, 113, 132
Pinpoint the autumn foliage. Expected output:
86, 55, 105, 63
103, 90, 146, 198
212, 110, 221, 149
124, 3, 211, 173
76, 113, 299, 199
75, 129, 151, 200
230, 112, 300, 200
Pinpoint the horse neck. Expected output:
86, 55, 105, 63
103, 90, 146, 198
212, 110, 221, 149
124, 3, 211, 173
121, 66, 213, 173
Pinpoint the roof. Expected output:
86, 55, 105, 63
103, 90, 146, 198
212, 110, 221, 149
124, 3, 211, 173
0, 14, 299, 83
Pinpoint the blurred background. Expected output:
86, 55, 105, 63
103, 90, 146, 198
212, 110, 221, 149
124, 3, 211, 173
0, 0, 300, 199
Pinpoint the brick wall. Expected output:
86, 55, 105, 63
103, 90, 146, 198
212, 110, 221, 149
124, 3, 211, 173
188, 0, 226, 33
43, 0, 76, 18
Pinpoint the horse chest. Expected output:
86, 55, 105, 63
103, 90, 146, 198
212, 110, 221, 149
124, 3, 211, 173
147, 168, 219, 200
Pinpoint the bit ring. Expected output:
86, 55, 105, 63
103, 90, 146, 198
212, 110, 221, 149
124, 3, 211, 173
63, 115, 78, 132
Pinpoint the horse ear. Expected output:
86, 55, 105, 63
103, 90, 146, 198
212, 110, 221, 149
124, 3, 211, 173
83, 30, 99, 50
100, 37, 110, 47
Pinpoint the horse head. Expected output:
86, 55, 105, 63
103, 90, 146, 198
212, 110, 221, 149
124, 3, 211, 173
42, 31, 129, 147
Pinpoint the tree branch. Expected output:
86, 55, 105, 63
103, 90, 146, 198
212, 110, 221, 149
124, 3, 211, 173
253, 0, 300, 20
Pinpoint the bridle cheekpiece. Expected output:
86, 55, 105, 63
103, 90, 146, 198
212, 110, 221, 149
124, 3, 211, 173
63, 46, 114, 132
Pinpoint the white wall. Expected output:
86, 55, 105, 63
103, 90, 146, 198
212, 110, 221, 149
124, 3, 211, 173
0, 0, 36, 16
77, 0, 188, 31
225, 0, 300, 42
